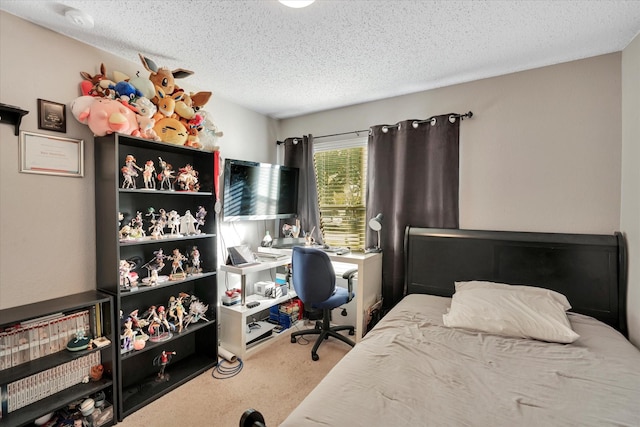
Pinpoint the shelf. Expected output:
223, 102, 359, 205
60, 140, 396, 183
0, 103, 29, 136
0, 346, 110, 385
119, 188, 214, 197
120, 352, 215, 418
117, 271, 216, 297
95, 132, 217, 420
0, 379, 113, 427
0, 290, 111, 328
221, 291, 297, 317
120, 320, 215, 361
120, 232, 215, 246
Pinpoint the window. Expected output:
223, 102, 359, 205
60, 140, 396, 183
313, 137, 367, 250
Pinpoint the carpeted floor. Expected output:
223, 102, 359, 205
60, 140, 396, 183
116, 327, 352, 427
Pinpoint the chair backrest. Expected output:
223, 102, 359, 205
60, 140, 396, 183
291, 246, 336, 304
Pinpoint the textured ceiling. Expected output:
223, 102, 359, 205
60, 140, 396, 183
2, 0, 640, 119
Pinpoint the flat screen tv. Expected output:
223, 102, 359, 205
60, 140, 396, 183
222, 158, 299, 221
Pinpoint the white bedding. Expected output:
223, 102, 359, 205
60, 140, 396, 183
281, 294, 640, 426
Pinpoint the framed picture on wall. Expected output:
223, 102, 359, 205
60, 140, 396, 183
37, 98, 67, 133
19, 131, 84, 177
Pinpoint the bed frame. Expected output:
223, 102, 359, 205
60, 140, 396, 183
404, 227, 628, 337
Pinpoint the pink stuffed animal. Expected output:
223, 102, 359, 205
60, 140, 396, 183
71, 96, 141, 137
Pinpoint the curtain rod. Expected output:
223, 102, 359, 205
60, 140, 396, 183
276, 111, 473, 145
276, 129, 369, 145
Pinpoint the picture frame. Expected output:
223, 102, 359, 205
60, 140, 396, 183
37, 98, 67, 133
20, 131, 84, 177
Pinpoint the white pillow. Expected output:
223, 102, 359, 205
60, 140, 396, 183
455, 280, 572, 311
443, 287, 579, 343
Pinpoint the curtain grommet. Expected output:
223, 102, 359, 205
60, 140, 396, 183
449, 115, 456, 123
430, 118, 437, 126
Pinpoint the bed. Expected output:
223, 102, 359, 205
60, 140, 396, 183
280, 227, 640, 426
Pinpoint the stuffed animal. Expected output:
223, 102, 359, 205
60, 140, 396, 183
79, 63, 116, 98
139, 53, 193, 103
71, 96, 140, 137
197, 110, 224, 151
153, 87, 183, 121
132, 97, 160, 141
129, 71, 156, 99
174, 91, 212, 130
154, 117, 188, 145
110, 81, 143, 104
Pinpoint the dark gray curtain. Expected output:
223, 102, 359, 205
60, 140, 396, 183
366, 115, 460, 308
282, 135, 323, 244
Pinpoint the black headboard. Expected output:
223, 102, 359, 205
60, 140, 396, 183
404, 227, 628, 337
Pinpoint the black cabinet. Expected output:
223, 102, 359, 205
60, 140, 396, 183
0, 291, 116, 427
94, 134, 218, 420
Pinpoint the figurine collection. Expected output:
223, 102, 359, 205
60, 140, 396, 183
119, 244, 204, 290
120, 292, 209, 353
121, 154, 200, 192
119, 205, 207, 241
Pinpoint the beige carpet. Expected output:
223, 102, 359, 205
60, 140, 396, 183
117, 328, 352, 427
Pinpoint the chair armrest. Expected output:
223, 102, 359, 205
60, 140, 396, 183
342, 268, 358, 302
342, 268, 358, 280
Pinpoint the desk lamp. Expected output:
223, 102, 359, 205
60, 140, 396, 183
366, 213, 383, 253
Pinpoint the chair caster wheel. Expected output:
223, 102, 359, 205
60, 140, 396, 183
349, 329, 355, 336
312, 353, 319, 361
291, 336, 296, 343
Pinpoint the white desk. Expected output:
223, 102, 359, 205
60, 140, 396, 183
218, 247, 382, 358
259, 247, 382, 342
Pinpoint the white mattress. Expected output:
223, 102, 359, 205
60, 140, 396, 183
281, 294, 640, 426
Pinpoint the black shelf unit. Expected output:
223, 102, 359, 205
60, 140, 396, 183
94, 134, 218, 421
0, 290, 116, 427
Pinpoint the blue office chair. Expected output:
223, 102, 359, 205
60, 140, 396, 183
290, 246, 357, 361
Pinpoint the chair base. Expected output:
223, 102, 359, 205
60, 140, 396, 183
290, 309, 355, 361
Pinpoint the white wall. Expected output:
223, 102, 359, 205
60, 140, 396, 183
621, 32, 640, 347
0, 12, 277, 309
281, 54, 622, 235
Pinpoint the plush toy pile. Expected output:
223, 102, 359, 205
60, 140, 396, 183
71, 54, 223, 150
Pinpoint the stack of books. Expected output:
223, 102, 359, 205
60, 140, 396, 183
0, 309, 92, 371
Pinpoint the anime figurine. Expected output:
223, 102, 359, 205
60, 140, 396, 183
189, 246, 202, 275
141, 249, 166, 285
154, 350, 176, 382
148, 305, 174, 342
129, 309, 149, 341
158, 157, 175, 191
126, 211, 146, 239
167, 210, 181, 235
168, 248, 187, 280
146, 207, 164, 239
143, 160, 157, 190
184, 296, 209, 327
121, 154, 143, 189
176, 163, 199, 191
121, 317, 135, 353
119, 259, 138, 290
195, 206, 207, 233
168, 294, 186, 333
179, 209, 197, 235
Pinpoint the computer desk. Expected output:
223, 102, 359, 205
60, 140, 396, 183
219, 247, 382, 357
257, 246, 382, 343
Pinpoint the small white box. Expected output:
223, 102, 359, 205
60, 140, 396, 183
254, 281, 275, 297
